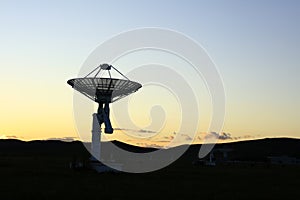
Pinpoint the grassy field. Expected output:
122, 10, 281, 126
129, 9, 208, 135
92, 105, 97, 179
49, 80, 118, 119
0, 152, 299, 200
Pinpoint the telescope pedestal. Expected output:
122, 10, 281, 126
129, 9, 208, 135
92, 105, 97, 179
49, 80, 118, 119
89, 113, 122, 173
91, 113, 101, 161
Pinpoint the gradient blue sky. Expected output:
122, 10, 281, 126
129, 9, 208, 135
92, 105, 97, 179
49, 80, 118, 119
0, 0, 299, 142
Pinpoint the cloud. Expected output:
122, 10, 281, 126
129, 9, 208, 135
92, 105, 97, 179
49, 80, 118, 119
181, 134, 193, 141
232, 135, 255, 140
6, 135, 18, 139
46, 137, 78, 142
218, 132, 232, 140
138, 129, 156, 133
135, 142, 162, 148
154, 133, 193, 143
163, 136, 174, 140
114, 128, 156, 134
146, 144, 163, 148
144, 136, 174, 143
205, 132, 232, 140
0, 135, 23, 139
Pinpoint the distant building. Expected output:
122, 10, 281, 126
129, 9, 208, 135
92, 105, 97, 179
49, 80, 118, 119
267, 156, 300, 165
193, 147, 233, 166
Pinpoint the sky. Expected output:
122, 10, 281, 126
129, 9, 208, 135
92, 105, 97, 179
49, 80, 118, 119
0, 0, 299, 146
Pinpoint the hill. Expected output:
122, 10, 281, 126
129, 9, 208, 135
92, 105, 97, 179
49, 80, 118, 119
0, 138, 299, 199
1, 137, 300, 162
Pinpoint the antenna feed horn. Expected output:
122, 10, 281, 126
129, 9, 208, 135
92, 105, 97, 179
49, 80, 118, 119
100, 63, 112, 70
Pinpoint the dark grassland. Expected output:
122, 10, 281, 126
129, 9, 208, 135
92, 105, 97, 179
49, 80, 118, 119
0, 139, 299, 199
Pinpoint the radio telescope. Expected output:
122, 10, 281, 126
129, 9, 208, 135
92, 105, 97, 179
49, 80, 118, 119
67, 64, 142, 171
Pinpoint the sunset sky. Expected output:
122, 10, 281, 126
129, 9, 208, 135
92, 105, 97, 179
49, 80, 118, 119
0, 1, 299, 146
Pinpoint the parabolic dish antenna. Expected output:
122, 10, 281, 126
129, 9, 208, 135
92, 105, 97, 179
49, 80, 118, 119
67, 64, 142, 134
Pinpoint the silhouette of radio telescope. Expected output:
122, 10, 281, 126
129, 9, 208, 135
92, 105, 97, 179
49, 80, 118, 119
68, 64, 142, 171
